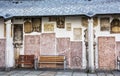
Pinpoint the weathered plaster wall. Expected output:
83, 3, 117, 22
116, 42, 120, 56
0, 19, 4, 38
56, 38, 70, 68
24, 35, 40, 58
98, 37, 116, 70
40, 33, 56, 55
0, 39, 6, 67
70, 42, 82, 69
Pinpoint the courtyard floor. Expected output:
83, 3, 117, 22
0, 69, 120, 76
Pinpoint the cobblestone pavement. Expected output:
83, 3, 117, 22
0, 70, 120, 76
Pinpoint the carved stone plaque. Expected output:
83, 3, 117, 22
32, 18, 41, 32
111, 18, 120, 33
73, 28, 82, 40
44, 22, 55, 32
100, 17, 110, 31
93, 17, 98, 27
24, 21, 32, 33
66, 23, 71, 31
13, 24, 23, 46
56, 17, 65, 28
81, 17, 88, 27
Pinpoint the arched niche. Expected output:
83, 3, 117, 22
24, 20, 32, 33
111, 18, 120, 33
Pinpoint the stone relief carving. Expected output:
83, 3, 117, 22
100, 17, 110, 31
56, 17, 65, 28
82, 17, 88, 27
24, 20, 32, 33
93, 17, 98, 27
32, 18, 41, 32
13, 24, 23, 63
111, 18, 120, 33
44, 22, 55, 32
13, 24, 23, 48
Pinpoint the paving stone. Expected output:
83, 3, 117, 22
25, 71, 42, 75
0, 72, 6, 75
39, 71, 56, 76
97, 72, 106, 76
56, 71, 72, 76
24, 71, 42, 76
106, 73, 114, 76
24, 75, 38, 76
0, 75, 8, 76
10, 70, 30, 76
88, 73, 97, 76
73, 72, 87, 76
112, 71, 120, 76
11, 73, 25, 76
5, 70, 19, 76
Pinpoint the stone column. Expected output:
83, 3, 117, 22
5, 20, 14, 70
88, 18, 94, 72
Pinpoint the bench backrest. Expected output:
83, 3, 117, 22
39, 56, 65, 62
18, 55, 34, 62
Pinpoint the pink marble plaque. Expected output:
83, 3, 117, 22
98, 37, 116, 70
24, 35, 40, 58
0, 39, 6, 67
116, 42, 120, 56
40, 33, 56, 55
70, 42, 82, 69
56, 38, 70, 67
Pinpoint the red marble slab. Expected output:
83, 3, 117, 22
70, 41, 82, 69
98, 37, 116, 70
24, 35, 40, 58
56, 38, 70, 67
116, 42, 120, 56
40, 33, 56, 55
0, 39, 6, 67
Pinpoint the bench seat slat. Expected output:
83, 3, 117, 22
38, 56, 66, 69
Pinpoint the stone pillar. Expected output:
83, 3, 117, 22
88, 18, 94, 72
5, 20, 14, 70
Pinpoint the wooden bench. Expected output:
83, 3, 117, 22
38, 56, 66, 70
16, 55, 35, 68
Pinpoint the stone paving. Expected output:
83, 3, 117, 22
0, 70, 120, 76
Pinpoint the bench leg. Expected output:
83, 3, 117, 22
34, 58, 38, 70
64, 60, 67, 70
118, 62, 120, 70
